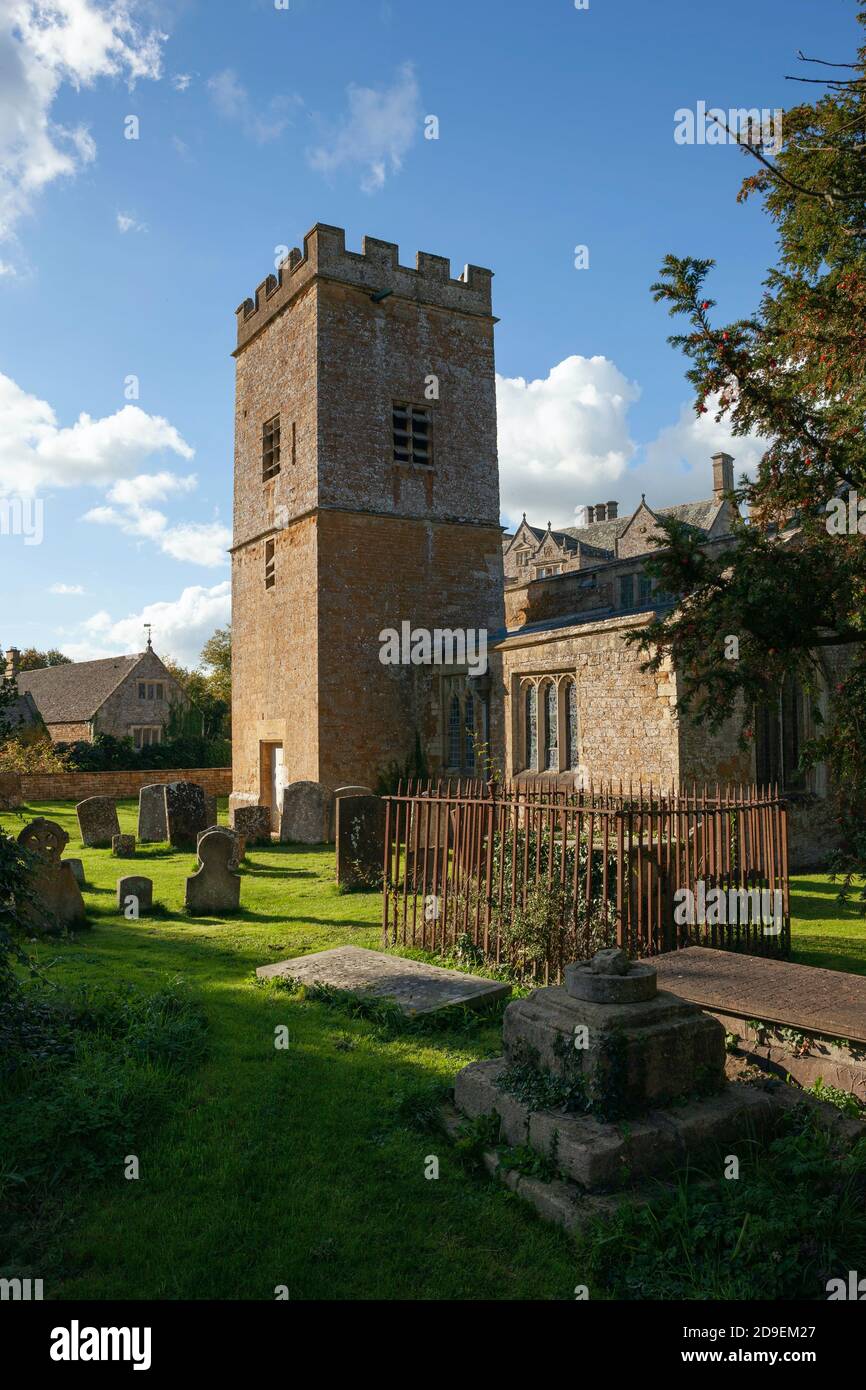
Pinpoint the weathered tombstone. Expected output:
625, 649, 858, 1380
76, 795, 120, 848
138, 783, 168, 842
204, 791, 217, 829
0, 772, 21, 810
112, 834, 136, 858
335, 794, 386, 889
279, 781, 331, 844
197, 824, 243, 870
116, 875, 153, 914
63, 857, 85, 886
17, 818, 87, 934
231, 804, 271, 845
164, 781, 207, 848
185, 829, 241, 914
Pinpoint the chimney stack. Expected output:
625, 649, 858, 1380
712, 452, 735, 500
584, 505, 595, 525
594, 502, 607, 522
606, 501, 618, 519
5, 647, 20, 679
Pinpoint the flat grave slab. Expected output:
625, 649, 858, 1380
654, 945, 866, 1046
256, 944, 510, 1016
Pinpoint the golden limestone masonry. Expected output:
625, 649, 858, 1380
230, 224, 504, 823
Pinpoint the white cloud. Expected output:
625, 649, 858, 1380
496, 356, 640, 529
82, 471, 230, 567
116, 211, 146, 233
0, 1, 166, 242
172, 71, 192, 92
640, 394, 767, 505
207, 67, 299, 144
49, 582, 85, 594
0, 371, 193, 494
61, 582, 231, 666
308, 62, 420, 193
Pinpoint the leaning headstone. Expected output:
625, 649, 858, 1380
116, 875, 153, 914
335, 794, 386, 889
138, 783, 168, 842
185, 829, 241, 914
164, 781, 207, 848
63, 857, 85, 886
17, 818, 87, 934
279, 781, 331, 844
197, 824, 243, 870
76, 795, 120, 848
231, 804, 271, 845
204, 791, 217, 829
112, 834, 136, 858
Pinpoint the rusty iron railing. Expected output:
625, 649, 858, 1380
382, 779, 790, 980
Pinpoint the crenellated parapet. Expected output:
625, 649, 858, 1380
235, 223, 494, 349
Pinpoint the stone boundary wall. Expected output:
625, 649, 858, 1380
1, 768, 232, 806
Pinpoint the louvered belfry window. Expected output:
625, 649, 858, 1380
262, 415, 281, 481
392, 403, 431, 467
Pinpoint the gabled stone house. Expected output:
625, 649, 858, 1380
8, 642, 186, 747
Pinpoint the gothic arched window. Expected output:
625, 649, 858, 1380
448, 694, 462, 769
524, 684, 537, 771
464, 693, 475, 771
564, 679, 578, 770
544, 681, 557, 770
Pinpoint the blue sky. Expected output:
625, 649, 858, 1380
0, 0, 857, 666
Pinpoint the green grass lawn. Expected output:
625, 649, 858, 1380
2, 798, 864, 1301
1, 798, 578, 1300
790, 875, 866, 974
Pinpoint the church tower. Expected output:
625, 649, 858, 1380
230, 224, 504, 821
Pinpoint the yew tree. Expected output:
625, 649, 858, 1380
631, 5, 866, 891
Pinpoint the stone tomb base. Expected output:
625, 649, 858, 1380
256, 944, 510, 1017
448, 948, 837, 1233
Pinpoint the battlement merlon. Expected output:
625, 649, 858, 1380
234, 223, 494, 350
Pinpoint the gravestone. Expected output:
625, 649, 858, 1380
231, 804, 271, 845
112, 834, 136, 858
279, 781, 331, 844
76, 795, 120, 848
63, 857, 85, 886
197, 824, 244, 870
335, 794, 385, 889
204, 791, 217, 829
17, 818, 87, 934
164, 781, 208, 848
334, 785, 373, 800
116, 875, 153, 913
138, 783, 168, 842
185, 829, 241, 914
0, 772, 21, 810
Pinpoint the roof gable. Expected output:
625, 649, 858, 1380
18, 653, 147, 724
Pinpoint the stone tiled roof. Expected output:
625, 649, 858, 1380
559, 498, 723, 552
17, 654, 144, 723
